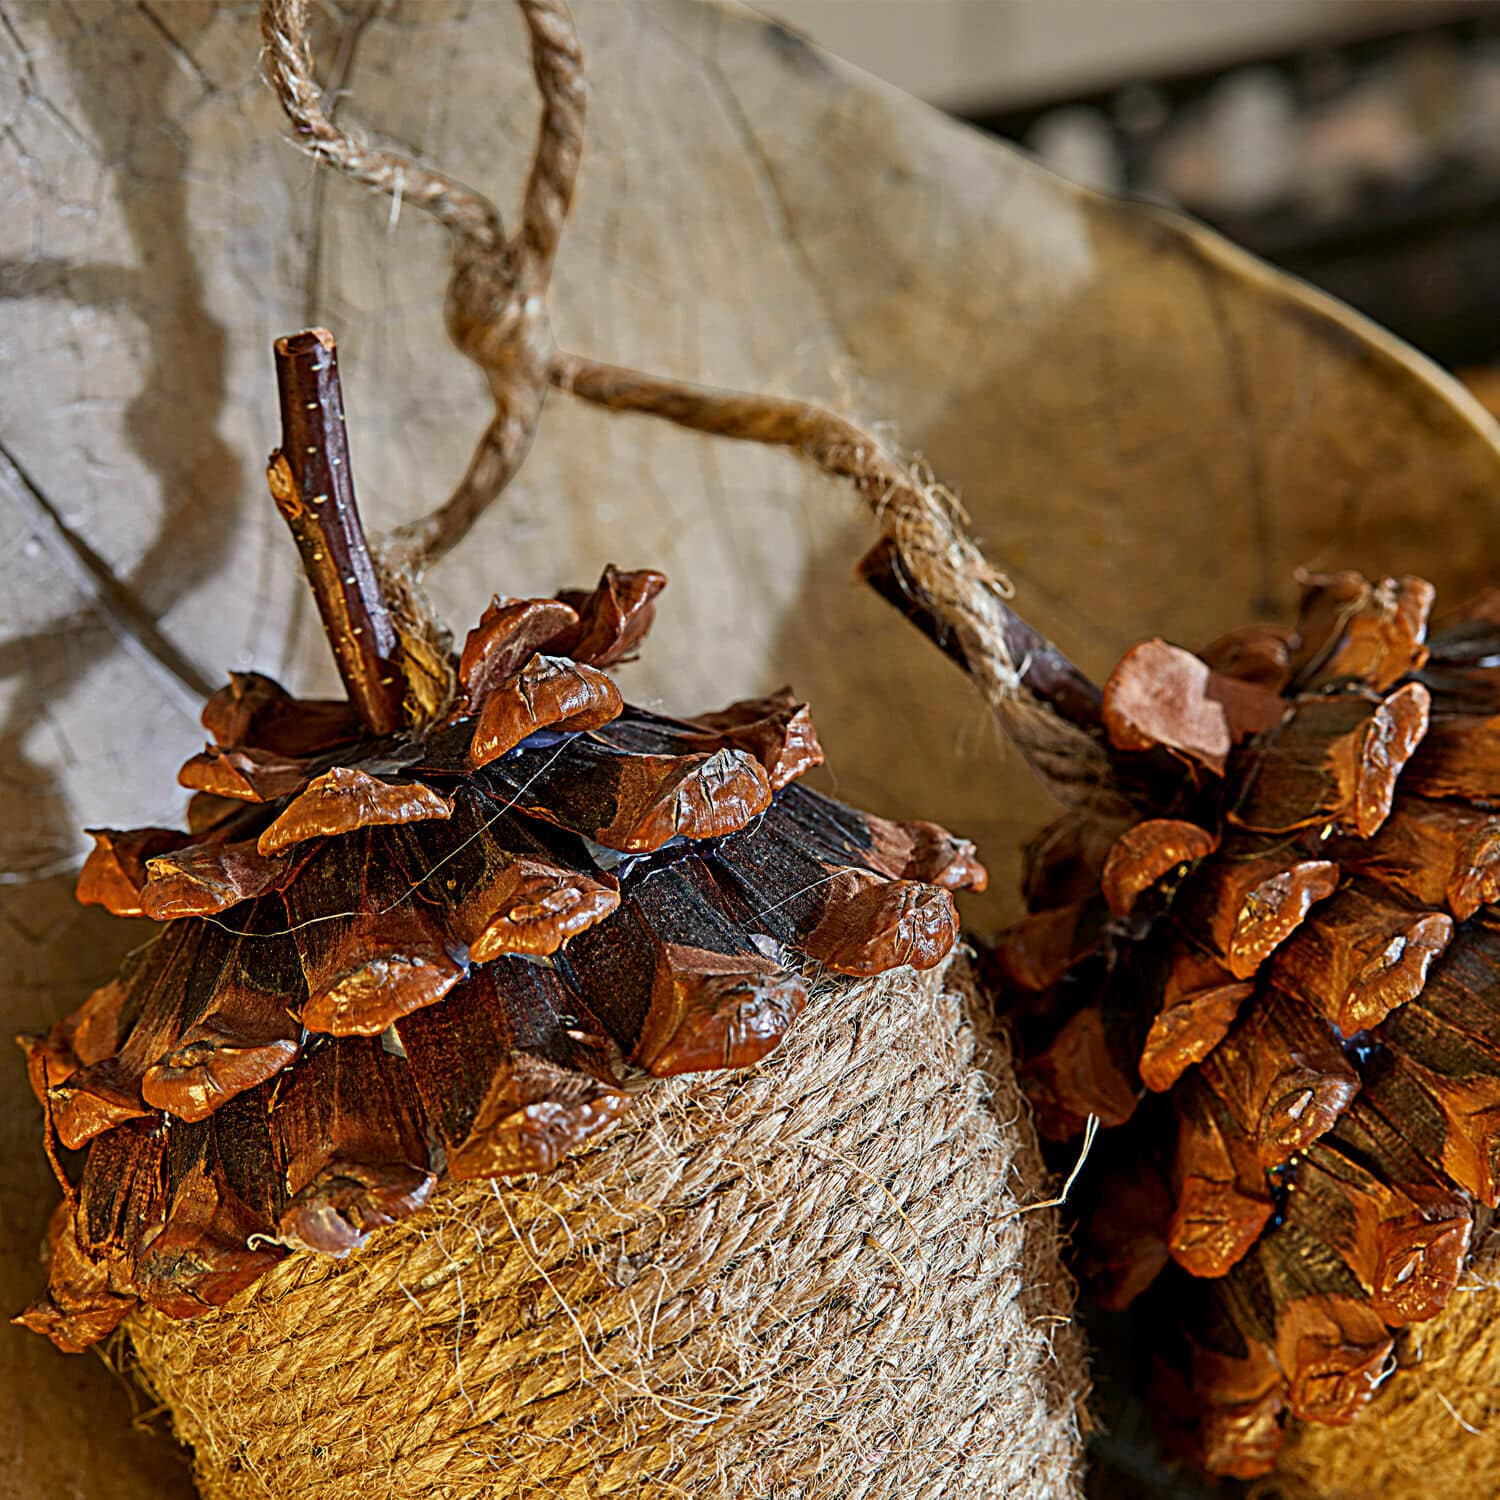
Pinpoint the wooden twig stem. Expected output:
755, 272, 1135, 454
858, 535, 1102, 729
268, 329, 405, 735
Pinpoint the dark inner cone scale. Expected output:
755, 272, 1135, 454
16, 333, 986, 1354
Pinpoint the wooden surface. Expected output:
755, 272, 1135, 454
4, 3, 1500, 1496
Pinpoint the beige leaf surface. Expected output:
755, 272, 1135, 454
4, 3, 1500, 1495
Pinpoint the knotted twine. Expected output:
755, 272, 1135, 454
129, 958, 1087, 1499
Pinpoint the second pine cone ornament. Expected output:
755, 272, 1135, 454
988, 566, 1500, 1477
18, 332, 984, 1354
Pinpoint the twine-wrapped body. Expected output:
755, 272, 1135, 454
129, 956, 1085, 1499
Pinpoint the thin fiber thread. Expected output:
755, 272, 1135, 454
1270, 1232, 1500, 1500
129, 956, 1087, 1499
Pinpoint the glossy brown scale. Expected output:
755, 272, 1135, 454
137, 902, 306, 1123
398, 785, 620, 961
1323, 796, 1500, 919
73, 1118, 170, 1292
14, 1204, 138, 1353
1403, 711, 1500, 800
708, 792, 962, 976
75, 827, 195, 917
134, 1085, 286, 1317
1165, 1268, 1288, 1479
1373, 1004, 1500, 1204
1170, 840, 1340, 982
269, 1037, 434, 1255
47, 924, 216, 1150
178, 744, 314, 803
468, 654, 623, 768
627, 858, 808, 1074
1228, 685, 1430, 840
1287, 572, 1433, 693
557, 856, 803, 1075
1104, 638, 1285, 776
1168, 1071, 1276, 1279
1255, 1221, 1394, 1427
138, 838, 299, 919
201, 671, 362, 758
458, 596, 581, 700
1268, 881, 1453, 1038
396, 960, 625, 1179
20, 978, 132, 1111
1138, 946, 1255, 1093
1198, 621, 1296, 691
1101, 819, 1220, 918
283, 832, 465, 1037
771, 780, 987, 891
603, 696, 826, 792
480, 732, 773, 853
257, 767, 453, 856
551, 565, 667, 667
1287, 1137, 1470, 1327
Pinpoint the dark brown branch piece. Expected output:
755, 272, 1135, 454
857, 535, 1102, 730
268, 329, 406, 734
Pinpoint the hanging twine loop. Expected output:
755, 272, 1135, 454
259, 0, 1118, 810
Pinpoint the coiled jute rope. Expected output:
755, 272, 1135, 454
130, 958, 1086, 1499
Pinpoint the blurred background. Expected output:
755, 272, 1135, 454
770, 0, 1500, 396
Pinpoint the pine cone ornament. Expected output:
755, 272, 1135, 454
985, 567, 1500, 1479
17, 332, 985, 1356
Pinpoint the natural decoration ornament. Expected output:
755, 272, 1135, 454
17, 326, 982, 1352
970, 567, 1500, 1478
15, 3, 1091, 1494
